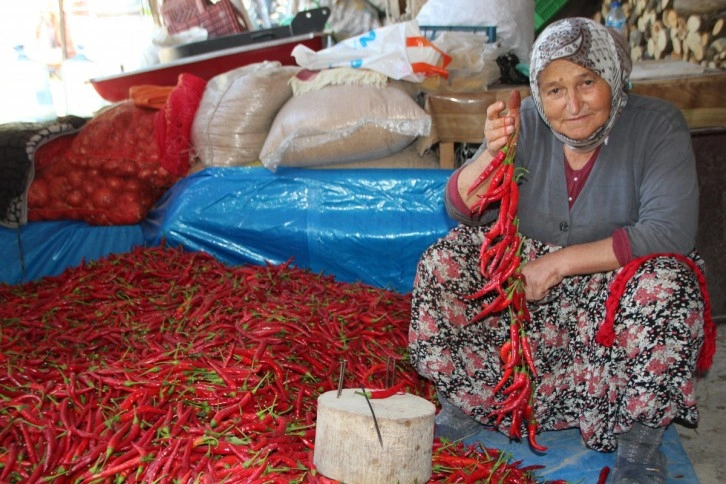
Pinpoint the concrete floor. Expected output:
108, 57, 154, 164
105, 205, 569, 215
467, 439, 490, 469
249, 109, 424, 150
675, 320, 726, 484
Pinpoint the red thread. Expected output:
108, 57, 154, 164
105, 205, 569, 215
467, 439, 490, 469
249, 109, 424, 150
595, 253, 716, 374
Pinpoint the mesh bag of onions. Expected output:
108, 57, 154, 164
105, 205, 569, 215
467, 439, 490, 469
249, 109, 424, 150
28, 101, 179, 226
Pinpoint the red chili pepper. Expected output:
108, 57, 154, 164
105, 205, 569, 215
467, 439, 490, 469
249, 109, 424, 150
502, 371, 528, 396
467, 148, 508, 195
507, 180, 520, 221
466, 273, 504, 301
0, 444, 18, 481
479, 179, 509, 202
524, 401, 548, 452
488, 378, 531, 418
490, 383, 524, 412
505, 321, 521, 371
434, 454, 481, 467
0, 246, 547, 481
510, 286, 525, 314
499, 340, 513, 363
495, 170, 515, 227
597, 466, 611, 484
487, 238, 518, 279
117, 414, 142, 450
482, 219, 504, 247
520, 334, 538, 378
509, 89, 522, 110
105, 418, 133, 460
510, 406, 523, 439
471, 292, 512, 322
491, 365, 514, 395
94, 453, 146, 479
369, 381, 407, 399
464, 466, 494, 483
485, 162, 512, 199
527, 422, 548, 452
210, 395, 249, 429
500, 254, 522, 284
480, 237, 507, 277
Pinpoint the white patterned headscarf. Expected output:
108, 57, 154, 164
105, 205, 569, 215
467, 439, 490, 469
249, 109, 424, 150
529, 17, 632, 152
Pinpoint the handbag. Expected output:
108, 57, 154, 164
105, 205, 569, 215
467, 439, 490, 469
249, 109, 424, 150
162, 0, 248, 38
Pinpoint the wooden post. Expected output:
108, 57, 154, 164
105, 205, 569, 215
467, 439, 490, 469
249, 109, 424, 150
314, 389, 435, 484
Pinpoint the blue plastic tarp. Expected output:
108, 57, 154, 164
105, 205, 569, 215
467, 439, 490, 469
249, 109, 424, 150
143, 166, 457, 293
464, 426, 698, 483
0, 220, 145, 285
0, 166, 701, 481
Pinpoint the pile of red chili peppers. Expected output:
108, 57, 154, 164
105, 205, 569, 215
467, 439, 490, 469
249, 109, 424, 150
466, 91, 546, 453
0, 245, 561, 482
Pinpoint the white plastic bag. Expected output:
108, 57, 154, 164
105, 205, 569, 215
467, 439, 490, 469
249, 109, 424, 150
291, 20, 451, 83
432, 31, 504, 89
416, 0, 534, 63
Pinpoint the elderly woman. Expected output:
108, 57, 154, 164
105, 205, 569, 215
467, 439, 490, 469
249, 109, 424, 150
408, 17, 713, 484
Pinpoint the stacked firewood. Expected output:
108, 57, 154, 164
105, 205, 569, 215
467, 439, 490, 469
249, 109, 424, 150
596, 0, 726, 69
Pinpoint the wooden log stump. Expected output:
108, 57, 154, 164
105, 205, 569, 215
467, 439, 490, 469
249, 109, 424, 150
613, 0, 724, 66
663, 8, 679, 29
314, 389, 436, 484
674, 0, 726, 16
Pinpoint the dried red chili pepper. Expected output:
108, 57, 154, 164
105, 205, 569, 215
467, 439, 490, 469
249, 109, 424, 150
467, 148, 508, 196
472, 292, 513, 322
0, 245, 543, 482
503, 371, 528, 396
510, 406, 523, 439
368, 381, 407, 399
520, 334, 538, 378
526, 408, 548, 453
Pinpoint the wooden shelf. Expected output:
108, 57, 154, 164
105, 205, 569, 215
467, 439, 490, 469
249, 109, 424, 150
424, 71, 726, 168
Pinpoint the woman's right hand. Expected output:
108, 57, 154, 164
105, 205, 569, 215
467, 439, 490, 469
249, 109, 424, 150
458, 92, 521, 207
484, 97, 519, 156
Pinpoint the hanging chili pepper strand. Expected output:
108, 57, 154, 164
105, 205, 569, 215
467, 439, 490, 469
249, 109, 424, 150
465, 90, 547, 452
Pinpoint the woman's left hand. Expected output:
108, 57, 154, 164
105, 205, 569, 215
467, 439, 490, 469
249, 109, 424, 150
520, 239, 621, 302
520, 253, 564, 302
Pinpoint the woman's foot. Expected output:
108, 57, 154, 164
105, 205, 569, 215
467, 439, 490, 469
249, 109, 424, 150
434, 391, 482, 441
611, 423, 667, 484
611, 449, 666, 484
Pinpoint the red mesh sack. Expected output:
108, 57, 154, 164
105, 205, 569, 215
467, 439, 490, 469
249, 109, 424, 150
26, 134, 76, 219
28, 102, 180, 226
155, 73, 207, 178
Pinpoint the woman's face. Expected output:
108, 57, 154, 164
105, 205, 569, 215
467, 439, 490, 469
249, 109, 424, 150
538, 59, 612, 141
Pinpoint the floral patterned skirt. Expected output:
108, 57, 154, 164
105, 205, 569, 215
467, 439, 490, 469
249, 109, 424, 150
408, 224, 706, 452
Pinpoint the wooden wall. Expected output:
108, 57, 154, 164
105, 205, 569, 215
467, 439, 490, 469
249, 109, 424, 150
691, 130, 726, 320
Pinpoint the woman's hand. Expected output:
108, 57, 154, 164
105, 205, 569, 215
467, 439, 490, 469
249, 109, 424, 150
484, 98, 519, 157
521, 238, 622, 302
458, 92, 522, 207
520, 252, 564, 302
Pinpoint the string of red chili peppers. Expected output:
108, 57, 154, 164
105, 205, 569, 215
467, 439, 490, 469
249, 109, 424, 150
464, 90, 547, 453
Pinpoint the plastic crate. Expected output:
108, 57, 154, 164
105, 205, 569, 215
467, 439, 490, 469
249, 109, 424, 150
420, 25, 497, 43
535, 0, 569, 33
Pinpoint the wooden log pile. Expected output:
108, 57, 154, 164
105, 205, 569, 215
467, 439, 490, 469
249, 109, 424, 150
595, 0, 726, 69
